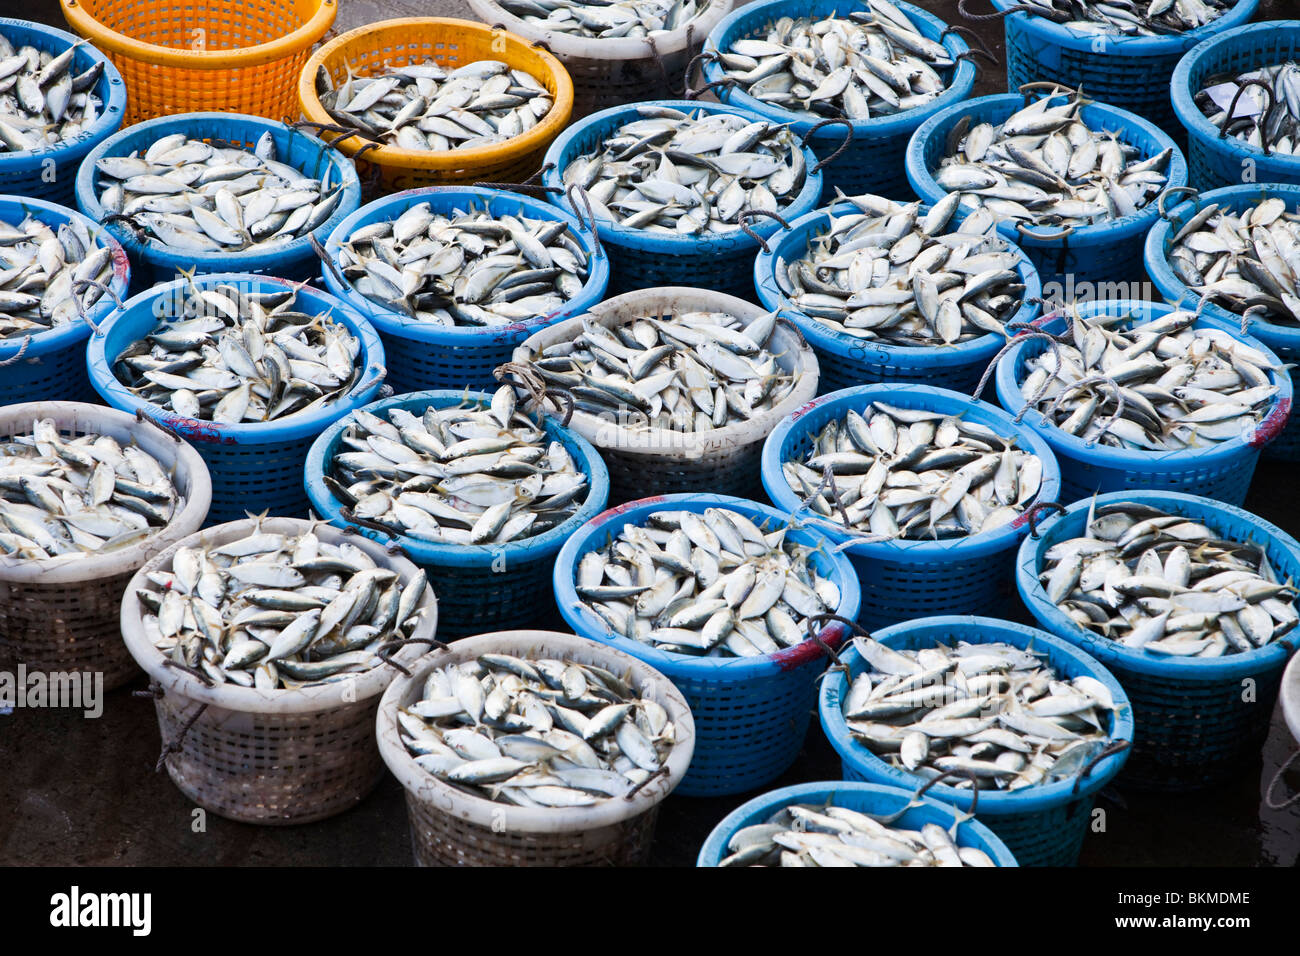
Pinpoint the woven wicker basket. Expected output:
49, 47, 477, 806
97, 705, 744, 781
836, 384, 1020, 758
465, 0, 733, 119
509, 287, 819, 504
0, 402, 211, 691
120, 517, 438, 824
377, 630, 695, 866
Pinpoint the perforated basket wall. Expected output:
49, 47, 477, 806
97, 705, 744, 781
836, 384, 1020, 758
820, 616, 1133, 866
542, 99, 823, 299
754, 199, 1042, 395
554, 494, 861, 796
0, 18, 126, 206
0, 402, 211, 690
995, 0, 1258, 139
1171, 21, 1300, 191
86, 273, 386, 524
75, 112, 361, 290
704, 0, 975, 199
1144, 184, 1300, 461
298, 18, 574, 193
513, 287, 819, 505
1018, 490, 1298, 790
305, 390, 610, 639
992, 300, 1290, 507
377, 631, 694, 865
761, 384, 1062, 630
322, 186, 609, 393
61, 0, 336, 124
907, 92, 1188, 290
120, 516, 437, 824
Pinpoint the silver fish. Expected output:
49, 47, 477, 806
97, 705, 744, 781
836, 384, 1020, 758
335, 200, 590, 328
134, 524, 428, 688
1195, 60, 1300, 156
710, 0, 956, 123
774, 191, 1028, 344
399, 653, 675, 806
1010, 0, 1234, 36
314, 58, 554, 152
932, 88, 1171, 230
0, 32, 104, 153
782, 402, 1044, 540
841, 636, 1117, 790
575, 506, 841, 657
1016, 307, 1277, 450
1038, 499, 1297, 657
560, 104, 807, 235
0, 212, 114, 339
0, 418, 180, 561
496, 0, 715, 39
323, 385, 589, 546
111, 278, 362, 424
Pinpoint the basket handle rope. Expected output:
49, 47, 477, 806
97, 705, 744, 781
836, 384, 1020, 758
376, 635, 448, 678
1219, 77, 1275, 156
684, 76, 737, 101
1071, 738, 1130, 795
1042, 372, 1126, 441
775, 314, 809, 350
624, 765, 672, 799
71, 278, 124, 335
1023, 500, 1066, 538
152, 699, 210, 774
1236, 302, 1270, 338
939, 24, 999, 64
1157, 185, 1199, 220
1014, 221, 1073, 243
957, 0, 1059, 21
310, 233, 348, 291
565, 183, 604, 258
0, 336, 31, 368
1265, 747, 1300, 810
1017, 81, 1078, 105
801, 118, 854, 173
681, 49, 720, 100
736, 208, 792, 253
290, 119, 383, 149
474, 161, 563, 195
495, 361, 576, 427
971, 329, 1064, 408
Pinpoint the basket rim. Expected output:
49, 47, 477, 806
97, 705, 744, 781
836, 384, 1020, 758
376, 629, 695, 833
465, 0, 736, 61
818, 614, 1135, 813
906, 92, 1188, 245
0, 16, 126, 162
552, 492, 863, 676
760, 382, 1064, 559
511, 285, 820, 456
1144, 183, 1300, 348
0, 400, 211, 584
297, 17, 575, 172
86, 271, 387, 444
540, 98, 825, 253
73, 110, 361, 271
1282, 651, 1300, 744
1170, 19, 1300, 166
702, 0, 976, 138
59, 0, 338, 67
321, 185, 610, 343
992, 298, 1293, 465
0, 194, 131, 361
119, 515, 437, 712
991, 0, 1259, 54
696, 780, 1020, 866
1016, 489, 1300, 678
752, 198, 1043, 363
303, 388, 611, 567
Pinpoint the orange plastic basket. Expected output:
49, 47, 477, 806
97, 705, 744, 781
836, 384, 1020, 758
61, 0, 337, 124
298, 18, 574, 192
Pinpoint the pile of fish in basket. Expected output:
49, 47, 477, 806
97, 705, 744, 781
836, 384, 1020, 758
2, 0, 1299, 868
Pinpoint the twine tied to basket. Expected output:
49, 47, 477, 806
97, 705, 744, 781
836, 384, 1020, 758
495, 360, 576, 427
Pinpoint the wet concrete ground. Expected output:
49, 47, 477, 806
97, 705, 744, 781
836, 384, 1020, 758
4, 0, 1299, 866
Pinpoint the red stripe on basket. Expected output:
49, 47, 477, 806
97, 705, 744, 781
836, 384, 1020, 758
110, 241, 130, 283
589, 496, 669, 528
163, 417, 235, 445
1250, 398, 1291, 448
788, 394, 831, 423
774, 622, 846, 671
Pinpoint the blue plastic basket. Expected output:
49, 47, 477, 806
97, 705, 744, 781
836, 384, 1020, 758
753, 199, 1042, 396
308, 389, 610, 639
0, 19, 125, 208
1144, 183, 1300, 460
1171, 21, 1300, 191
75, 112, 361, 290
87, 272, 385, 524
761, 385, 1061, 629
322, 186, 609, 394
992, 299, 1291, 507
0, 195, 129, 405
702, 0, 976, 200
541, 99, 823, 299
697, 780, 1019, 866
819, 615, 1133, 866
992, 0, 1258, 140
1017, 490, 1299, 790
906, 91, 1188, 290
554, 493, 860, 797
